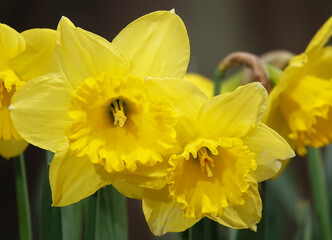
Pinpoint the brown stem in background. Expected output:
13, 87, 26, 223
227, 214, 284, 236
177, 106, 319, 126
218, 52, 272, 92
260, 50, 294, 70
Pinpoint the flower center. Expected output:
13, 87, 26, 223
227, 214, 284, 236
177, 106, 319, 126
67, 72, 177, 173
197, 147, 215, 177
109, 99, 127, 127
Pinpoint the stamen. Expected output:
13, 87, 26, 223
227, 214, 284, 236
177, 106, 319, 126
109, 99, 127, 127
198, 147, 215, 177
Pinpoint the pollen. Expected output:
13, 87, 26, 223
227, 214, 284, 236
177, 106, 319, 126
109, 99, 127, 127
197, 147, 215, 177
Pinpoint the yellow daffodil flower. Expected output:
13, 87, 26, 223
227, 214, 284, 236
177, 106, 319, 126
264, 17, 332, 156
10, 10, 190, 206
0, 24, 57, 159
138, 81, 294, 235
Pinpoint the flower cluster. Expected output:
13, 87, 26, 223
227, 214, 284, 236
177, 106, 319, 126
12, 9, 332, 236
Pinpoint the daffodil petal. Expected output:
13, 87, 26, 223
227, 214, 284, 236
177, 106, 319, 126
243, 123, 295, 182
56, 17, 129, 89
112, 179, 143, 200
142, 187, 200, 236
199, 82, 267, 139
50, 140, 113, 206
306, 16, 332, 53
211, 183, 261, 231
146, 78, 207, 146
184, 73, 214, 98
0, 24, 25, 63
10, 74, 72, 152
116, 161, 170, 190
0, 139, 28, 159
10, 29, 58, 82
113, 10, 189, 79
263, 97, 293, 147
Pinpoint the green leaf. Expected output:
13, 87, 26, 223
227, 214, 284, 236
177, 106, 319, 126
95, 185, 128, 240
307, 147, 332, 240
180, 228, 192, 240
325, 144, 332, 220
295, 201, 313, 240
190, 218, 227, 240
61, 202, 84, 240
40, 151, 62, 240
13, 154, 33, 240
84, 192, 98, 240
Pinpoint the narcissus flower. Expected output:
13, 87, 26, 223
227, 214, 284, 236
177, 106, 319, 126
0, 24, 57, 159
139, 81, 294, 235
264, 17, 332, 156
10, 10, 190, 206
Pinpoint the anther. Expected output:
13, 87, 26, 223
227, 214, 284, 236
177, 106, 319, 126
109, 99, 127, 127
198, 147, 215, 177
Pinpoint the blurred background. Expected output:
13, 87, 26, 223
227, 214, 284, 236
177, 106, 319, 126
0, 0, 331, 239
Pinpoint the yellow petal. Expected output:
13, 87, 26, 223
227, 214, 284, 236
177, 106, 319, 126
0, 139, 28, 159
0, 23, 25, 63
113, 10, 189, 79
56, 17, 129, 89
112, 179, 143, 200
306, 16, 332, 53
10, 28, 59, 82
184, 73, 214, 98
263, 96, 293, 148
116, 161, 170, 190
243, 123, 295, 182
10, 74, 73, 152
211, 182, 262, 231
146, 77, 207, 146
142, 187, 200, 236
199, 82, 267, 139
50, 140, 113, 206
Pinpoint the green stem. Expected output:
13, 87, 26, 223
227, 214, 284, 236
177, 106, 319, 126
307, 147, 332, 240
13, 154, 33, 240
229, 229, 238, 240
40, 151, 62, 240
214, 68, 225, 96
